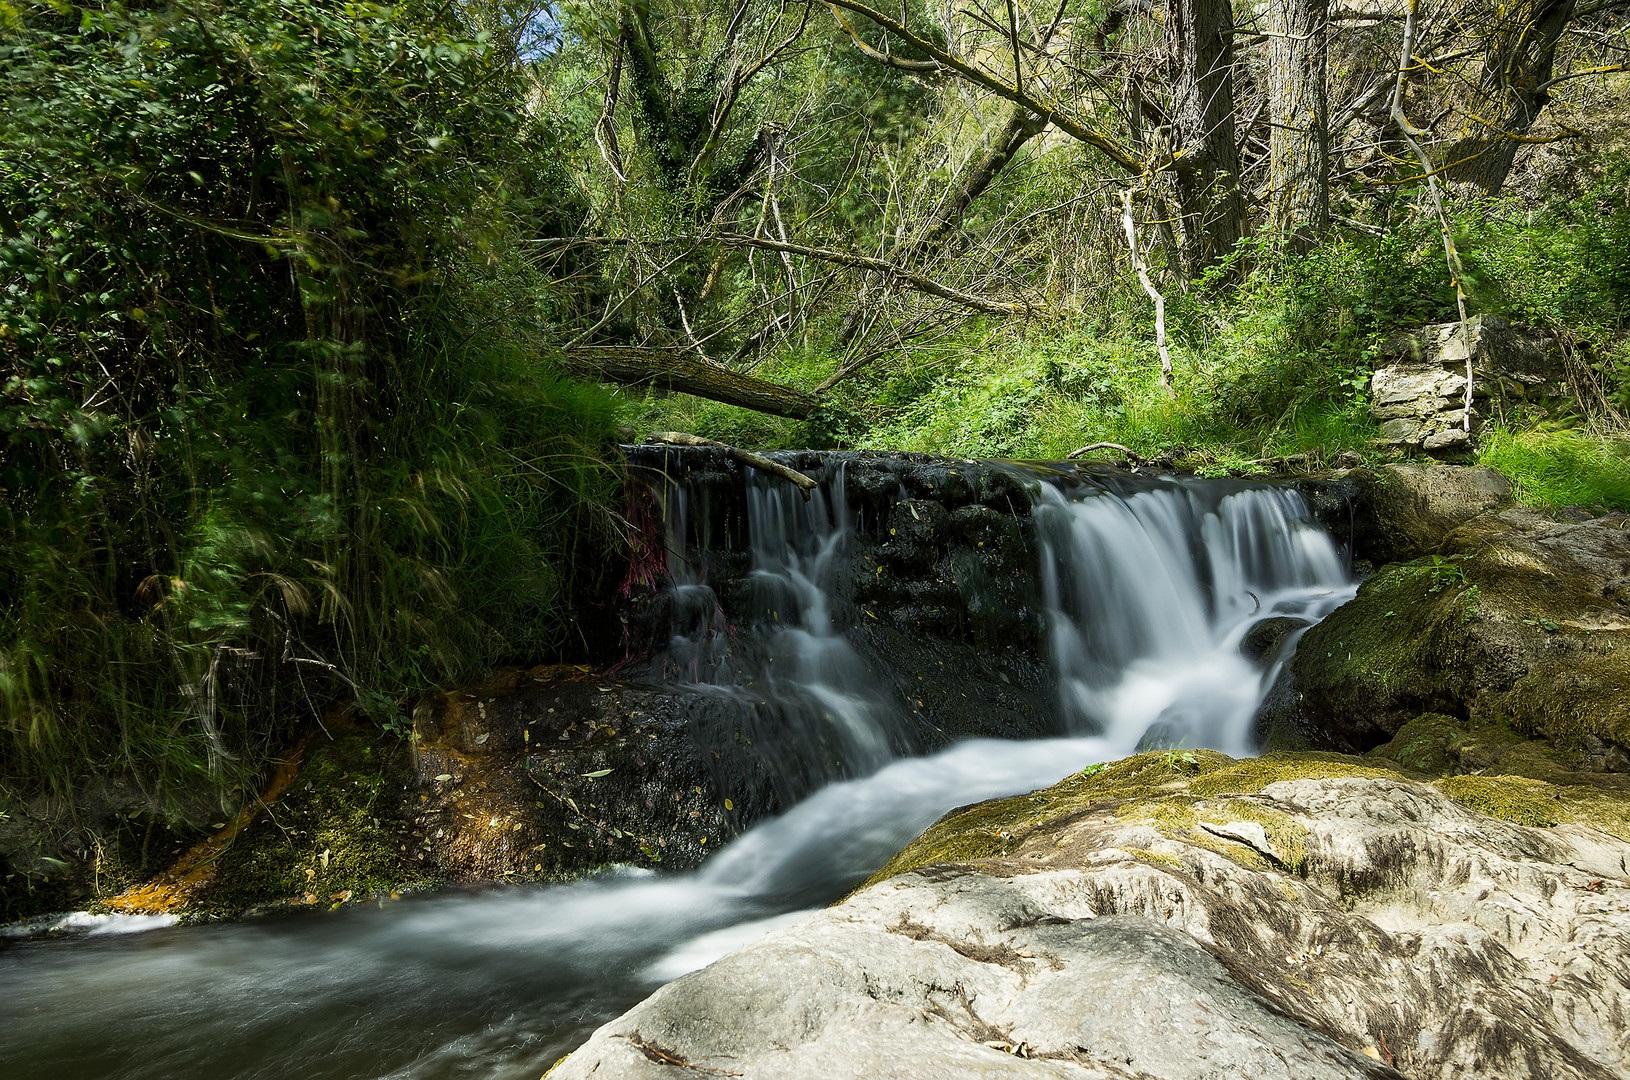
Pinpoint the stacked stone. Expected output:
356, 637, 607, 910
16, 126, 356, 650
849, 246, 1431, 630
1369, 314, 1566, 455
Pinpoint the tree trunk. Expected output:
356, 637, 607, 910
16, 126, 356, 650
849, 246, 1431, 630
559, 346, 822, 419
831, 104, 1046, 351
1169, 0, 1247, 277
1443, 0, 1576, 194
1267, 0, 1330, 249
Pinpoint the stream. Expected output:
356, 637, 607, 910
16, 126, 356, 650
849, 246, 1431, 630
0, 464, 1355, 1080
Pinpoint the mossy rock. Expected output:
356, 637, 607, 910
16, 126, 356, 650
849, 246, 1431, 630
861, 749, 1630, 892
1432, 775, 1566, 829
1271, 507, 1630, 753
1348, 464, 1512, 563
195, 728, 436, 913
860, 750, 1413, 889
1283, 559, 1486, 746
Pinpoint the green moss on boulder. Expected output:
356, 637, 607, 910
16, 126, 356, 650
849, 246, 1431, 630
862, 749, 1630, 891
1268, 507, 1630, 754
861, 751, 1413, 888
1432, 775, 1564, 828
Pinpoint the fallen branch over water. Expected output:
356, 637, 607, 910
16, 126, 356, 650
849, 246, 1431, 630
1066, 441, 1144, 464
646, 432, 820, 499
560, 346, 822, 420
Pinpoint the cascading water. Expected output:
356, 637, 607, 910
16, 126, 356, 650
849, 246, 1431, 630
1034, 479, 1352, 753
0, 460, 1354, 1080
655, 462, 899, 805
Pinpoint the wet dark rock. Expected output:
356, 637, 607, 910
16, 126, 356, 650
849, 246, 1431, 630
849, 625, 1057, 744
621, 448, 1057, 667
1240, 616, 1311, 666
0, 780, 220, 921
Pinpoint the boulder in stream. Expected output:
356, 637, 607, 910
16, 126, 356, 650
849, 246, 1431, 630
549, 751, 1630, 1080
1257, 504, 1630, 763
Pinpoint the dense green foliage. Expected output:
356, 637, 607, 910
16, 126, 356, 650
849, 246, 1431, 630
1, 0, 618, 812
636, 177, 1630, 475
3, 0, 1628, 837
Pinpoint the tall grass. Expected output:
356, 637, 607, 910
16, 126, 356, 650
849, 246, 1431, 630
1478, 425, 1630, 512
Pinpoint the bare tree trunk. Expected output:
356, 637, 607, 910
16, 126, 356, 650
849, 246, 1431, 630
1121, 190, 1175, 395
1443, 0, 1576, 193
1267, 0, 1330, 249
1391, 0, 1475, 435
1170, 0, 1247, 277
831, 104, 1045, 350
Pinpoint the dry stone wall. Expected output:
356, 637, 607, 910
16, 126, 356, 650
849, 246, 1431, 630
1370, 315, 1568, 455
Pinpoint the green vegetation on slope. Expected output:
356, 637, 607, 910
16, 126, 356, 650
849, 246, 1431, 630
0, 0, 619, 821
628, 173, 1630, 480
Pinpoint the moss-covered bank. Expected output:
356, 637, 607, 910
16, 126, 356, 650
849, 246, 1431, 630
1264, 499, 1630, 755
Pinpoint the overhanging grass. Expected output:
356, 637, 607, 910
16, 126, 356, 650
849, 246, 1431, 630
1478, 424, 1630, 512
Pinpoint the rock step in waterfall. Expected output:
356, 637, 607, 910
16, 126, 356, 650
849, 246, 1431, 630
10, 455, 1626, 1080
631, 448, 1356, 794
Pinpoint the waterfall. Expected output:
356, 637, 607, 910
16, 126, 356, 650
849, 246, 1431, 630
653, 458, 1352, 777
0, 457, 1358, 1080
1033, 479, 1352, 754
651, 461, 898, 805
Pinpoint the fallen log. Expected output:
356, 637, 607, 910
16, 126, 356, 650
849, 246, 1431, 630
561, 346, 822, 420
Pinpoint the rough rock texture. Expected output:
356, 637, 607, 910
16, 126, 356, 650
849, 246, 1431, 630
1258, 505, 1630, 757
1346, 464, 1513, 564
551, 752, 1630, 1080
1370, 315, 1566, 455
619, 447, 1062, 658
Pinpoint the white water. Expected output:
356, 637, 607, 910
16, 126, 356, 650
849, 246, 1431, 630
0, 469, 1353, 1080
1036, 481, 1353, 754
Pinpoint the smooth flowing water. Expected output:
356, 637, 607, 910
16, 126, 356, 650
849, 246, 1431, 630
0, 468, 1354, 1080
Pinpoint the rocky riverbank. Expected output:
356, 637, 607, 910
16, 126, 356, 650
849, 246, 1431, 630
7, 456, 1629, 930
549, 750, 1630, 1080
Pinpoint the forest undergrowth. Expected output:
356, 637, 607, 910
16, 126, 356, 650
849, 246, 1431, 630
631, 165, 1630, 507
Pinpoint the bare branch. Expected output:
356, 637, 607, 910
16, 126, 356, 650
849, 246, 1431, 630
826, 2, 939, 69
822, 0, 1154, 173
711, 232, 1041, 315
647, 432, 819, 498
1120, 189, 1174, 397
595, 40, 628, 185
1389, 0, 1473, 434
1067, 441, 1142, 461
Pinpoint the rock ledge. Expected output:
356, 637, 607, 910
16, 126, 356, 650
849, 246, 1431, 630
551, 751, 1630, 1080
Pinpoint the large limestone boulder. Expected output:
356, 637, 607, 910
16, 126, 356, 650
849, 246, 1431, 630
1348, 463, 1513, 563
548, 752, 1630, 1080
1260, 506, 1630, 757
